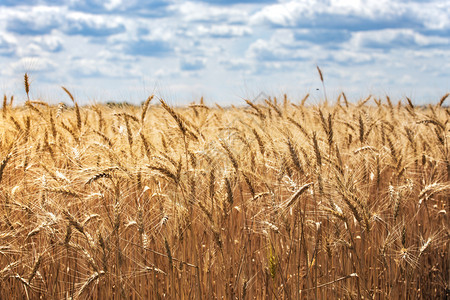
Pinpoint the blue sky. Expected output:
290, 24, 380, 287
0, 0, 449, 105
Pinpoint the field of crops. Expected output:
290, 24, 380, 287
0, 78, 448, 299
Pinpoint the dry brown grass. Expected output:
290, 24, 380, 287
0, 83, 448, 299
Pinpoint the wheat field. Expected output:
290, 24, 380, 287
0, 77, 448, 299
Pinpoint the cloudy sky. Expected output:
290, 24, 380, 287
0, 0, 449, 105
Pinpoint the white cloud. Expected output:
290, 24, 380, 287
219, 58, 251, 71
0, 0, 448, 105
348, 29, 450, 50
250, 1, 303, 27
176, 2, 249, 23
32, 35, 64, 52
330, 49, 377, 65
14, 36, 64, 57
64, 11, 127, 36
195, 24, 252, 38
104, 0, 124, 11
409, 1, 450, 30
250, 0, 447, 31
3, 6, 63, 35
246, 30, 320, 62
0, 33, 17, 56
68, 50, 143, 79
8, 57, 57, 74
180, 57, 207, 71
